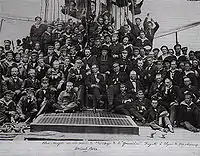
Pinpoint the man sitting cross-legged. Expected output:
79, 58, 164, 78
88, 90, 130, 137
114, 83, 146, 123
55, 82, 78, 113
144, 95, 174, 133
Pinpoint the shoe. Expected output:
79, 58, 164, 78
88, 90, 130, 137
93, 107, 96, 113
160, 128, 167, 133
141, 118, 146, 124
168, 125, 174, 133
131, 116, 135, 121
193, 128, 200, 133
99, 100, 104, 108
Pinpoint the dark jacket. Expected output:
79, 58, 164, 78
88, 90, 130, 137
159, 85, 182, 108
177, 101, 200, 127
35, 87, 57, 113
126, 79, 144, 95
22, 78, 40, 91
30, 24, 47, 43
107, 71, 128, 86
17, 96, 38, 117
67, 67, 86, 87
3, 77, 23, 92
144, 104, 167, 123
43, 55, 58, 66
97, 55, 113, 73
85, 72, 106, 92
35, 64, 51, 81
166, 69, 183, 87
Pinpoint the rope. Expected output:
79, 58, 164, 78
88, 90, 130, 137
53, 0, 56, 21
131, 0, 135, 23
46, 0, 49, 22
40, 0, 43, 18
58, 0, 60, 21
0, 19, 5, 33
44, 0, 48, 22
50, 0, 53, 21
120, 7, 122, 27
65, 0, 68, 23
115, 4, 117, 29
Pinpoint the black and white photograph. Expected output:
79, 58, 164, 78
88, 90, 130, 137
0, 0, 200, 155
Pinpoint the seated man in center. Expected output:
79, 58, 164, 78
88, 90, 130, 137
114, 83, 146, 123
85, 64, 106, 110
56, 81, 78, 113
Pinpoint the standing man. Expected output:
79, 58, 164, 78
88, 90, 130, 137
30, 16, 47, 45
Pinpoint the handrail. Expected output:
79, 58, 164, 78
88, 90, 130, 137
155, 21, 200, 39
0, 13, 34, 22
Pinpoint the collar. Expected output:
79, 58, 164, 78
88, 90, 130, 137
130, 79, 136, 82
12, 76, 18, 80
123, 44, 131, 49
180, 101, 194, 107
27, 96, 34, 102
45, 31, 51, 35
137, 36, 148, 41
185, 70, 194, 75
166, 85, 172, 90
0, 98, 12, 105
86, 55, 91, 59
34, 24, 41, 28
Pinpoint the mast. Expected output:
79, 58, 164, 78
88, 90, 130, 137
175, 32, 179, 44
0, 19, 4, 33
131, 0, 135, 23
44, 0, 49, 22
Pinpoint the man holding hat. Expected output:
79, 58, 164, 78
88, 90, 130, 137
143, 13, 159, 44
125, 13, 143, 38
0, 90, 18, 125
56, 81, 78, 113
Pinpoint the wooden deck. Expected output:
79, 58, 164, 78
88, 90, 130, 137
0, 125, 195, 141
